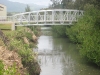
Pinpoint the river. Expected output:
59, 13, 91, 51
35, 27, 100, 75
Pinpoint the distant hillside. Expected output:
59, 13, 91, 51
0, 0, 47, 12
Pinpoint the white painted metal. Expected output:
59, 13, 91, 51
0, 16, 13, 23
12, 9, 83, 26
0, 9, 83, 29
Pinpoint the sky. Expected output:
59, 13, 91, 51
9, 0, 51, 6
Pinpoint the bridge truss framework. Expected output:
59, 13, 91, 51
0, 9, 83, 30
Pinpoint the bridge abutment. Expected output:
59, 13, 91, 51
11, 23, 15, 30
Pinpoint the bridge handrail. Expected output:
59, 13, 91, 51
13, 9, 84, 16
0, 16, 13, 21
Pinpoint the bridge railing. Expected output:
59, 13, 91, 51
0, 16, 13, 22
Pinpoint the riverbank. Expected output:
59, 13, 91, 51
0, 26, 41, 75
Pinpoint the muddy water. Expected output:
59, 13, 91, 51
35, 27, 100, 75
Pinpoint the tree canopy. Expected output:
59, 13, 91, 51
50, 0, 100, 9
25, 5, 31, 12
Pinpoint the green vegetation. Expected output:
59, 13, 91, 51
50, 0, 100, 9
66, 5, 100, 66
25, 5, 31, 12
3, 27, 40, 75
0, 24, 11, 30
0, 26, 40, 75
51, 1, 100, 66
0, 61, 4, 75
0, 60, 19, 75
27, 26, 41, 36
52, 25, 67, 37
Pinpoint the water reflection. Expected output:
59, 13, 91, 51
38, 53, 75, 75
37, 36, 53, 50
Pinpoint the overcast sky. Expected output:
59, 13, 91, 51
9, 0, 51, 6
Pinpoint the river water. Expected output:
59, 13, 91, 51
35, 27, 100, 75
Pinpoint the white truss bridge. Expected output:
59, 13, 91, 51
0, 9, 83, 30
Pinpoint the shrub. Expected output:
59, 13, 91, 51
0, 60, 18, 75
5, 28, 40, 75
52, 25, 67, 37
0, 60, 4, 75
66, 5, 100, 66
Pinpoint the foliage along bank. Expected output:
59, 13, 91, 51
0, 26, 41, 75
52, 25, 67, 37
52, 5, 100, 66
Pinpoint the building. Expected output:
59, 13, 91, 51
0, 4, 7, 17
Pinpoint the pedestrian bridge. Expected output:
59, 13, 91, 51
0, 9, 83, 30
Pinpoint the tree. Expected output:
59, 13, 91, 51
50, 0, 74, 9
49, 0, 100, 9
73, 0, 100, 10
61, 0, 73, 9
25, 5, 31, 12
50, 0, 62, 9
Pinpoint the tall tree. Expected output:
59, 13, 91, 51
61, 0, 74, 9
25, 5, 31, 12
50, 0, 62, 9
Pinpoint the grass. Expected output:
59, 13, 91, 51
0, 24, 12, 30
0, 60, 19, 75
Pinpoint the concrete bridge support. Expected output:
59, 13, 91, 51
11, 23, 15, 30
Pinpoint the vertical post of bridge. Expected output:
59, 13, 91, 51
11, 16, 15, 31
60, 10, 63, 24
12, 22, 15, 30
28, 13, 30, 25
44, 11, 46, 25
18, 15, 22, 26
66, 10, 68, 22
36, 12, 39, 25
52, 10, 54, 24
69, 11, 72, 25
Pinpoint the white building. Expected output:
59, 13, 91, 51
0, 4, 7, 19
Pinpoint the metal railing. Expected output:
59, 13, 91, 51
0, 16, 13, 22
